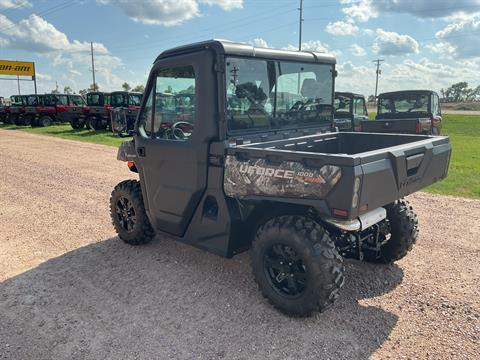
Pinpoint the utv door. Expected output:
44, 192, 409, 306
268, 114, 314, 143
133, 52, 214, 237
353, 96, 368, 132
55, 95, 70, 122
67, 95, 86, 122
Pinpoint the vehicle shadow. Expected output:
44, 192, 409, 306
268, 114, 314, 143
0, 236, 403, 360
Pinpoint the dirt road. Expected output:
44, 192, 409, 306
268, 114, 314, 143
0, 129, 479, 360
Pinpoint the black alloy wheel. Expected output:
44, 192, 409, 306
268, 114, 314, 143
115, 196, 136, 232
264, 244, 307, 298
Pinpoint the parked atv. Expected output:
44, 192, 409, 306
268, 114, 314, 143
109, 91, 142, 133
22, 94, 42, 126
109, 40, 451, 317
8, 95, 28, 125
334, 92, 368, 131
361, 90, 442, 135
0, 97, 8, 124
80, 92, 111, 130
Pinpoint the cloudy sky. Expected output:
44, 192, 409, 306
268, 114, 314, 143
0, 0, 479, 97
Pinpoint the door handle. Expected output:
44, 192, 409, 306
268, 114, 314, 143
137, 147, 146, 157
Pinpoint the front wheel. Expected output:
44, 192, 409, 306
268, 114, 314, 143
110, 180, 155, 245
251, 215, 344, 317
364, 199, 418, 264
39, 116, 52, 127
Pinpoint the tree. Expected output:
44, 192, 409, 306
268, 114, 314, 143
79, 89, 88, 97
88, 83, 99, 92
367, 94, 376, 103
64, 86, 73, 94
51, 88, 60, 94
122, 82, 131, 91
132, 84, 145, 92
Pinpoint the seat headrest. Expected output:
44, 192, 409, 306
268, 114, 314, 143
301, 79, 322, 98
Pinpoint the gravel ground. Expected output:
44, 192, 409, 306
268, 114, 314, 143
0, 129, 479, 360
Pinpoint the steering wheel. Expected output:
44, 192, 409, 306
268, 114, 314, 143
172, 121, 194, 140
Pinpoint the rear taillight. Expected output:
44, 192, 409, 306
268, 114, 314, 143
415, 122, 422, 133
333, 208, 349, 218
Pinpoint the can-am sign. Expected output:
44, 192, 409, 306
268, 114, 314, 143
0, 60, 35, 77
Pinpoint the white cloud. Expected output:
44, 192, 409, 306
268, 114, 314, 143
340, 0, 377, 22
252, 38, 268, 48
336, 57, 480, 96
374, 0, 480, 20
325, 20, 359, 36
373, 29, 419, 56
0, 13, 125, 92
350, 44, 366, 56
434, 16, 480, 58
98, 0, 242, 26
200, 0, 243, 11
0, 14, 109, 54
0, 0, 31, 9
340, 0, 480, 22
284, 40, 342, 57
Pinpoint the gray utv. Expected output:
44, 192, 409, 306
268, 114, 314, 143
110, 40, 451, 317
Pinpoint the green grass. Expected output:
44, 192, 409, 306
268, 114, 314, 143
2, 114, 480, 199
0, 123, 127, 147
425, 114, 480, 199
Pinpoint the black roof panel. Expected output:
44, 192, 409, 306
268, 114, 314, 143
156, 39, 336, 64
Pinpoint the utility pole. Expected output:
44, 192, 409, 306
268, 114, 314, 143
91, 41, 96, 91
17, 75, 20, 95
373, 59, 384, 101
298, 0, 304, 51
56, 81, 59, 93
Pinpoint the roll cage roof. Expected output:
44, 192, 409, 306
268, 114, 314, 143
155, 39, 336, 65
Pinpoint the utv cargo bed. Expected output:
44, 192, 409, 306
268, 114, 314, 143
224, 132, 451, 220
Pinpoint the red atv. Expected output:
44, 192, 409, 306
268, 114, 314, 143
81, 92, 112, 130
110, 91, 142, 132
8, 95, 28, 125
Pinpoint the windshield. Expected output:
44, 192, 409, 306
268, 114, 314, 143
11, 96, 25, 105
129, 94, 142, 106
87, 93, 101, 106
334, 95, 351, 115
379, 93, 429, 114
43, 95, 57, 106
226, 57, 333, 133
71, 95, 85, 106
111, 93, 127, 107
27, 96, 39, 106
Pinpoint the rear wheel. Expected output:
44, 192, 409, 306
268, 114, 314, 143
70, 117, 85, 129
364, 199, 418, 264
110, 180, 155, 245
14, 116, 22, 126
252, 215, 344, 317
39, 116, 52, 127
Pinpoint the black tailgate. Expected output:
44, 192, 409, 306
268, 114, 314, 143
357, 137, 451, 213
361, 119, 418, 133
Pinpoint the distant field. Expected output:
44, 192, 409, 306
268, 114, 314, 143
1, 114, 479, 199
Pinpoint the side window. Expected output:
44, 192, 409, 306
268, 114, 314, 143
353, 97, 366, 116
57, 95, 68, 105
139, 89, 154, 137
153, 66, 195, 141
71, 96, 85, 106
